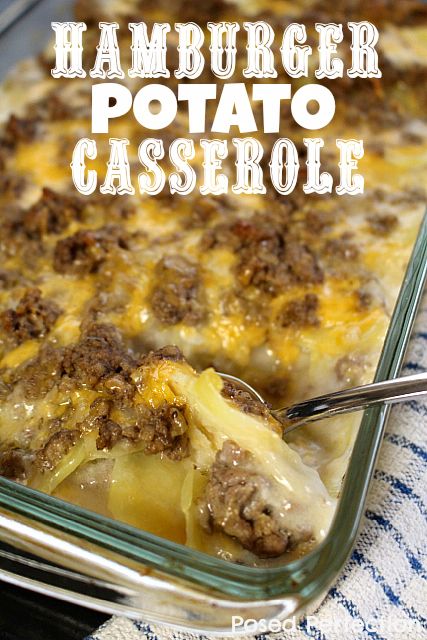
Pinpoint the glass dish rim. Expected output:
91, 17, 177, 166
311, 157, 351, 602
0, 0, 426, 608
0, 210, 425, 602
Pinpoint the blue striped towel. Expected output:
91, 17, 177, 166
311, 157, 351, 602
88, 297, 427, 640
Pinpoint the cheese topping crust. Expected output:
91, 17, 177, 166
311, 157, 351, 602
0, 0, 426, 564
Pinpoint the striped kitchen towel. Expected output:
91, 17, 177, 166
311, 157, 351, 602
88, 298, 427, 640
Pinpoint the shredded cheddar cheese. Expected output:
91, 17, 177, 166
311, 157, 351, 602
0, 0, 425, 564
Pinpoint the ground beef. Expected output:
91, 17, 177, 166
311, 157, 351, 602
0, 114, 39, 150
122, 0, 227, 24
8, 323, 135, 398
21, 188, 85, 238
307, 0, 427, 27
199, 441, 293, 558
137, 402, 190, 460
93, 397, 190, 459
0, 379, 10, 399
356, 289, 373, 310
62, 323, 136, 391
76, 397, 127, 451
239, 239, 322, 293
202, 216, 323, 295
13, 343, 65, 398
322, 72, 403, 128
237, 248, 290, 292
32, 92, 75, 121
305, 210, 335, 234
221, 380, 270, 418
73, 0, 92, 21
0, 448, 34, 480
78, 397, 114, 437
0, 269, 28, 290
53, 225, 131, 275
0, 207, 45, 263
96, 419, 123, 450
80, 397, 128, 451
139, 345, 185, 366
103, 196, 136, 220
175, 0, 226, 21
189, 195, 234, 227
367, 214, 399, 236
0, 288, 61, 344
150, 255, 204, 325
324, 233, 359, 261
0, 171, 26, 197
284, 244, 324, 284
278, 294, 319, 328
88, 397, 112, 422
80, 290, 131, 330
36, 429, 79, 471
203, 217, 285, 254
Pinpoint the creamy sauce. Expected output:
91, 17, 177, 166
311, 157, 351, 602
0, 2, 426, 563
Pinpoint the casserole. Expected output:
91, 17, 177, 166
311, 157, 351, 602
0, 0, 426, 631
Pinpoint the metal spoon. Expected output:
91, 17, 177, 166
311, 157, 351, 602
219, 371, 427, 436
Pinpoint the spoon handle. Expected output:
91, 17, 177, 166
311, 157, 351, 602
275, 371, 427, 434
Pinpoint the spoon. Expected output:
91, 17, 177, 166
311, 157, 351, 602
219, 371, 427, 436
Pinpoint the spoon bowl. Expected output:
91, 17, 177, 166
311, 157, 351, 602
218, 371, 427, 436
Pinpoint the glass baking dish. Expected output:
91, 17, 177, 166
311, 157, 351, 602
0, 0, 426, 632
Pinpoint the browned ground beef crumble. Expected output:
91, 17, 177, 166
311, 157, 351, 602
22, 187, 84, 238
36, 428, 79, 471
199, 440, 312, 558
53, 225, 132, 274
0, 0, 424, 561
61, 323, 136, 390
150, 255, 205, 325
0, 288, 61, 344
367, 214, 399, 235
278, 293, 320, 328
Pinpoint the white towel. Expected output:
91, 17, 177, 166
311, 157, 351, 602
88, 297, 427, 640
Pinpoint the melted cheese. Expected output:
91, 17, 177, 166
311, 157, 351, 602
0, 0, 426, 564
